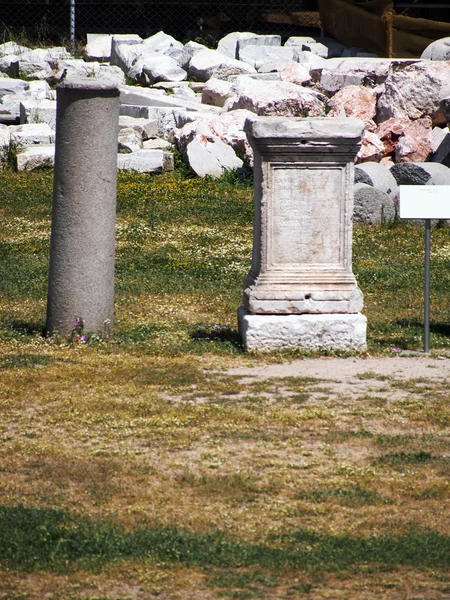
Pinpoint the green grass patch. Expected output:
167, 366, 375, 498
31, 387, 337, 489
2, 504, 450, 573
1, 169, 450, 351
1, 167, 450, 598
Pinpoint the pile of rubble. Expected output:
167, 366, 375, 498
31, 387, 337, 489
1, 31, 450, 223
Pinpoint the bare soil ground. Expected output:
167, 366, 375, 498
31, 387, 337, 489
227, 355, 450, 399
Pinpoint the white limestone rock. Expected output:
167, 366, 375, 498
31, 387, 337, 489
53, 60, 125, 85
185, 136, 242, 178
312, 57, 397, 93
218, 32, 281, 59
377, 60, 450, 125
84, 34, 113, 62
285, 36, 316, 47
117, 149, 173, 172
236, 35, 281, 55
201, 77, 235, 107
19, 61, 51, 80
0, 55, 19, 77
143, 137, 172, 150
0, 78, 28, 98
279, 63, 312, 85
173, 86, 198, 101
239, 308, 367, 351
120, 104, 180, 138
421, 37, 450, 61
0, 42, 29, 57
0, 104, 22, 125
110, 35, 143, 73
430, 127, 450, 167
142, 31, 183, 53
118, 127, 143, 153
174, 41, 207, 70
23, 47, 70, 64
16, 144, 55, 171
258, 60, 297, 74
119, 83, 215, 114
20, 98, 57, 129
431, 126, 449, 153
188, 49, 256, 82
297, 50, 329, 71
238, 45, 296, 70
129, 52, 187, 84
225, 78, 326, 117
9, 122, 54, 147
0, 93, 25, 121
300, 41, 329, 58
27, 80, 52, 99
18, 47, 70, 79
118, 115, 158, 139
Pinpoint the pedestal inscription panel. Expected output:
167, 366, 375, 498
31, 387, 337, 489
270, 165, 343, 268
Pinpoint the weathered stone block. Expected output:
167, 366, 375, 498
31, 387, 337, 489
239, 308, 367, 351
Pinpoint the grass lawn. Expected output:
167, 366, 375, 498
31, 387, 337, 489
0, 167, 449, 599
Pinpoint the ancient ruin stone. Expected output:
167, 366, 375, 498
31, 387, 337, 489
356, 131, 385, 163
225, 78, 326, 117
377, 60, 450, 125
394, 117, 432, 163
328, 85, 377, 131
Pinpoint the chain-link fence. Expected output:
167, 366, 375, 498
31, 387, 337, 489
0, 1, 321, 48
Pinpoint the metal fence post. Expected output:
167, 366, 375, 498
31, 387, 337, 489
70, 0, 76, 52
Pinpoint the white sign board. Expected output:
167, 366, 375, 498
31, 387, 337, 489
399, 185, 450, 219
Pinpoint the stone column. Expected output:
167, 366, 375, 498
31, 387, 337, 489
46, 78, 120, 337
239, 116, 367, 351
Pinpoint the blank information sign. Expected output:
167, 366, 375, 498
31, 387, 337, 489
399, 186, 450, 219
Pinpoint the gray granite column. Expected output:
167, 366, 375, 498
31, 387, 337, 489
239, 116, 367, 351
46, 78, 120, 337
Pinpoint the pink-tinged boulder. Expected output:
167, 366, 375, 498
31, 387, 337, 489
380, 156, 395, 168
394, 117, 432, 163
225, 78, 326, 117
328, 85, 377, 131
201, 77, 234, 107
375, 116, 432, 162
311, 57, 394, 94
377, 60, 450, 125
279, 62, 311, 85
356, 131, 385, 164
174, 109, 255, 166
375, 117, 410, 155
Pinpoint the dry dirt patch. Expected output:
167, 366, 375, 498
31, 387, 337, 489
225, 355, 450, 400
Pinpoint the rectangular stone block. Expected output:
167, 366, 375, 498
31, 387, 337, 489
239, 307, 367, 351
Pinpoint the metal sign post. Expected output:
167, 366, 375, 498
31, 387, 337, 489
399, 185, 450, 353
424, 218, 431, 353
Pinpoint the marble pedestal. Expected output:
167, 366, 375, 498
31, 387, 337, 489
239, 116, 367, 351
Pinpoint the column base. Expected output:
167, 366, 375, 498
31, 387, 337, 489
238, 307, 367, 352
